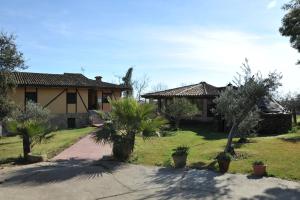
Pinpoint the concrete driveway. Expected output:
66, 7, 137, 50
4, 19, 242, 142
0, 160, 299, 200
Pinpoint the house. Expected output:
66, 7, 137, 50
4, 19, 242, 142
7, 72, 130, 129
142, 82, 225, 122
142, 82, 292, 134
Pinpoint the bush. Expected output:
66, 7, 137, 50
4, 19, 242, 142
172, 146, 189, 156
253, 160, 265, 166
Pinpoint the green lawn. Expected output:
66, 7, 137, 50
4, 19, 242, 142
0, 127, 96, 166
133, 125, 300, 180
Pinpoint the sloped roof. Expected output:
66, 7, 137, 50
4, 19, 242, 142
142, 82, 222, 98
11, 72, 127, 89
257, 96, 288, 114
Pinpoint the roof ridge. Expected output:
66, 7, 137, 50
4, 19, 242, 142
177, 83, 201, 95
145, 83, 199, 95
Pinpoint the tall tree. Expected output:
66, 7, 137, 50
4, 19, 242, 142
122, 67, 133, 97
279, 0, 300, 64
214, 60, 282, 153
0, 32, 26, 120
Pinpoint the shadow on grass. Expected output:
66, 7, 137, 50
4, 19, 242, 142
280, 135, 300, 143
179, 123, 228, 140
189, 161, 218, 171
0, 159, 125, 186
0, 156, 27, 166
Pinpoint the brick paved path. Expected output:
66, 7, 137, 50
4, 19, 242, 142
52, 134, 112, 161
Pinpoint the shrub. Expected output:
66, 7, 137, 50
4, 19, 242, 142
253, 160, 265, 166
172, 146, 189, 156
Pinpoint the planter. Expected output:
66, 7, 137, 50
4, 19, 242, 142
253, 164, 267, 176
112, 138, 133, 161
172, 154, 187, 168
218, 160, 231, 173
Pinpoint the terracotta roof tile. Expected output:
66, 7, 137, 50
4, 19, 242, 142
11, 72, 127, 89
142, 82, 222, 98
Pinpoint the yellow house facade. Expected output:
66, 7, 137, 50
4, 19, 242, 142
8, 72, 129, 129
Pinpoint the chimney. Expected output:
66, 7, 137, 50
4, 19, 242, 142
95, 76, 102, 82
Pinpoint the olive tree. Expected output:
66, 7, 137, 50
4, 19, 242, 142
0, 32, 26, 119
5, 102, 51, 160
165, 98, 199, 129
214, 60, 282, 153
280, 93, 300, 124
0, 32, 26, 135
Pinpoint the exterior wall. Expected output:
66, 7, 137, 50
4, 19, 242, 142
8, 87, 25, 109
8, 86, 122, 129
50, 113, 89, 129
97, 88, 122, 112
9, 87, 89, 114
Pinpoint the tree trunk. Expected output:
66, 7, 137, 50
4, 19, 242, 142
23, 132, 31, 160
292, 108, 297, 125
225, 123, 238, 153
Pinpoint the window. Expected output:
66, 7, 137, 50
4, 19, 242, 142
67, 93, 77, 104
102, 93, 112, 103
25, 92, 37, 103
67, 118, 76, 129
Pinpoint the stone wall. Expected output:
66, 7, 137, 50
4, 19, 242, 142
50, 113, 90, 129
258, 113, 292, 135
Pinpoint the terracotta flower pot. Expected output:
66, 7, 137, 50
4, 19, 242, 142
253, 164, 267, 176
218, 160, 230, 173
172, 154, 187, 168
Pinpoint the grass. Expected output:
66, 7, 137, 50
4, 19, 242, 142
133, 124, 300, 181
0, 127, 96, 166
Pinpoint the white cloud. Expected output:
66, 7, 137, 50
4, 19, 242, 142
267, 0, 277, 9
137, 27, 300, 92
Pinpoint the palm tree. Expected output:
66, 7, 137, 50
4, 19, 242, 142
93, 97, 167, 161
5, 101, 51, 160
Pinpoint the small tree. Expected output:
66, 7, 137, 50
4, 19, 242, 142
165, 98, 198, 129
93, 98, 167, 160
133, 74, 150, 102
214, 60, 282, 153
5, 102, 51, 160
280, 93, 300, 125
151, 83, 168, 92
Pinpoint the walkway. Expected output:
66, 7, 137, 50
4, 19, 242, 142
0, 161, 299, 200
52, 133, 112, 161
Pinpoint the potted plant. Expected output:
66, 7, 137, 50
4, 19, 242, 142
253, 160, 267, 176
172, 146, 189, 168
216, 152, 232, 173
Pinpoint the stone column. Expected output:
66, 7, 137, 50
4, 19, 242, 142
202, 98, 208, 120
157, 99, 162, 112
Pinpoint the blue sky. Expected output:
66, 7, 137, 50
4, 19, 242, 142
0, 0, 299, 93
